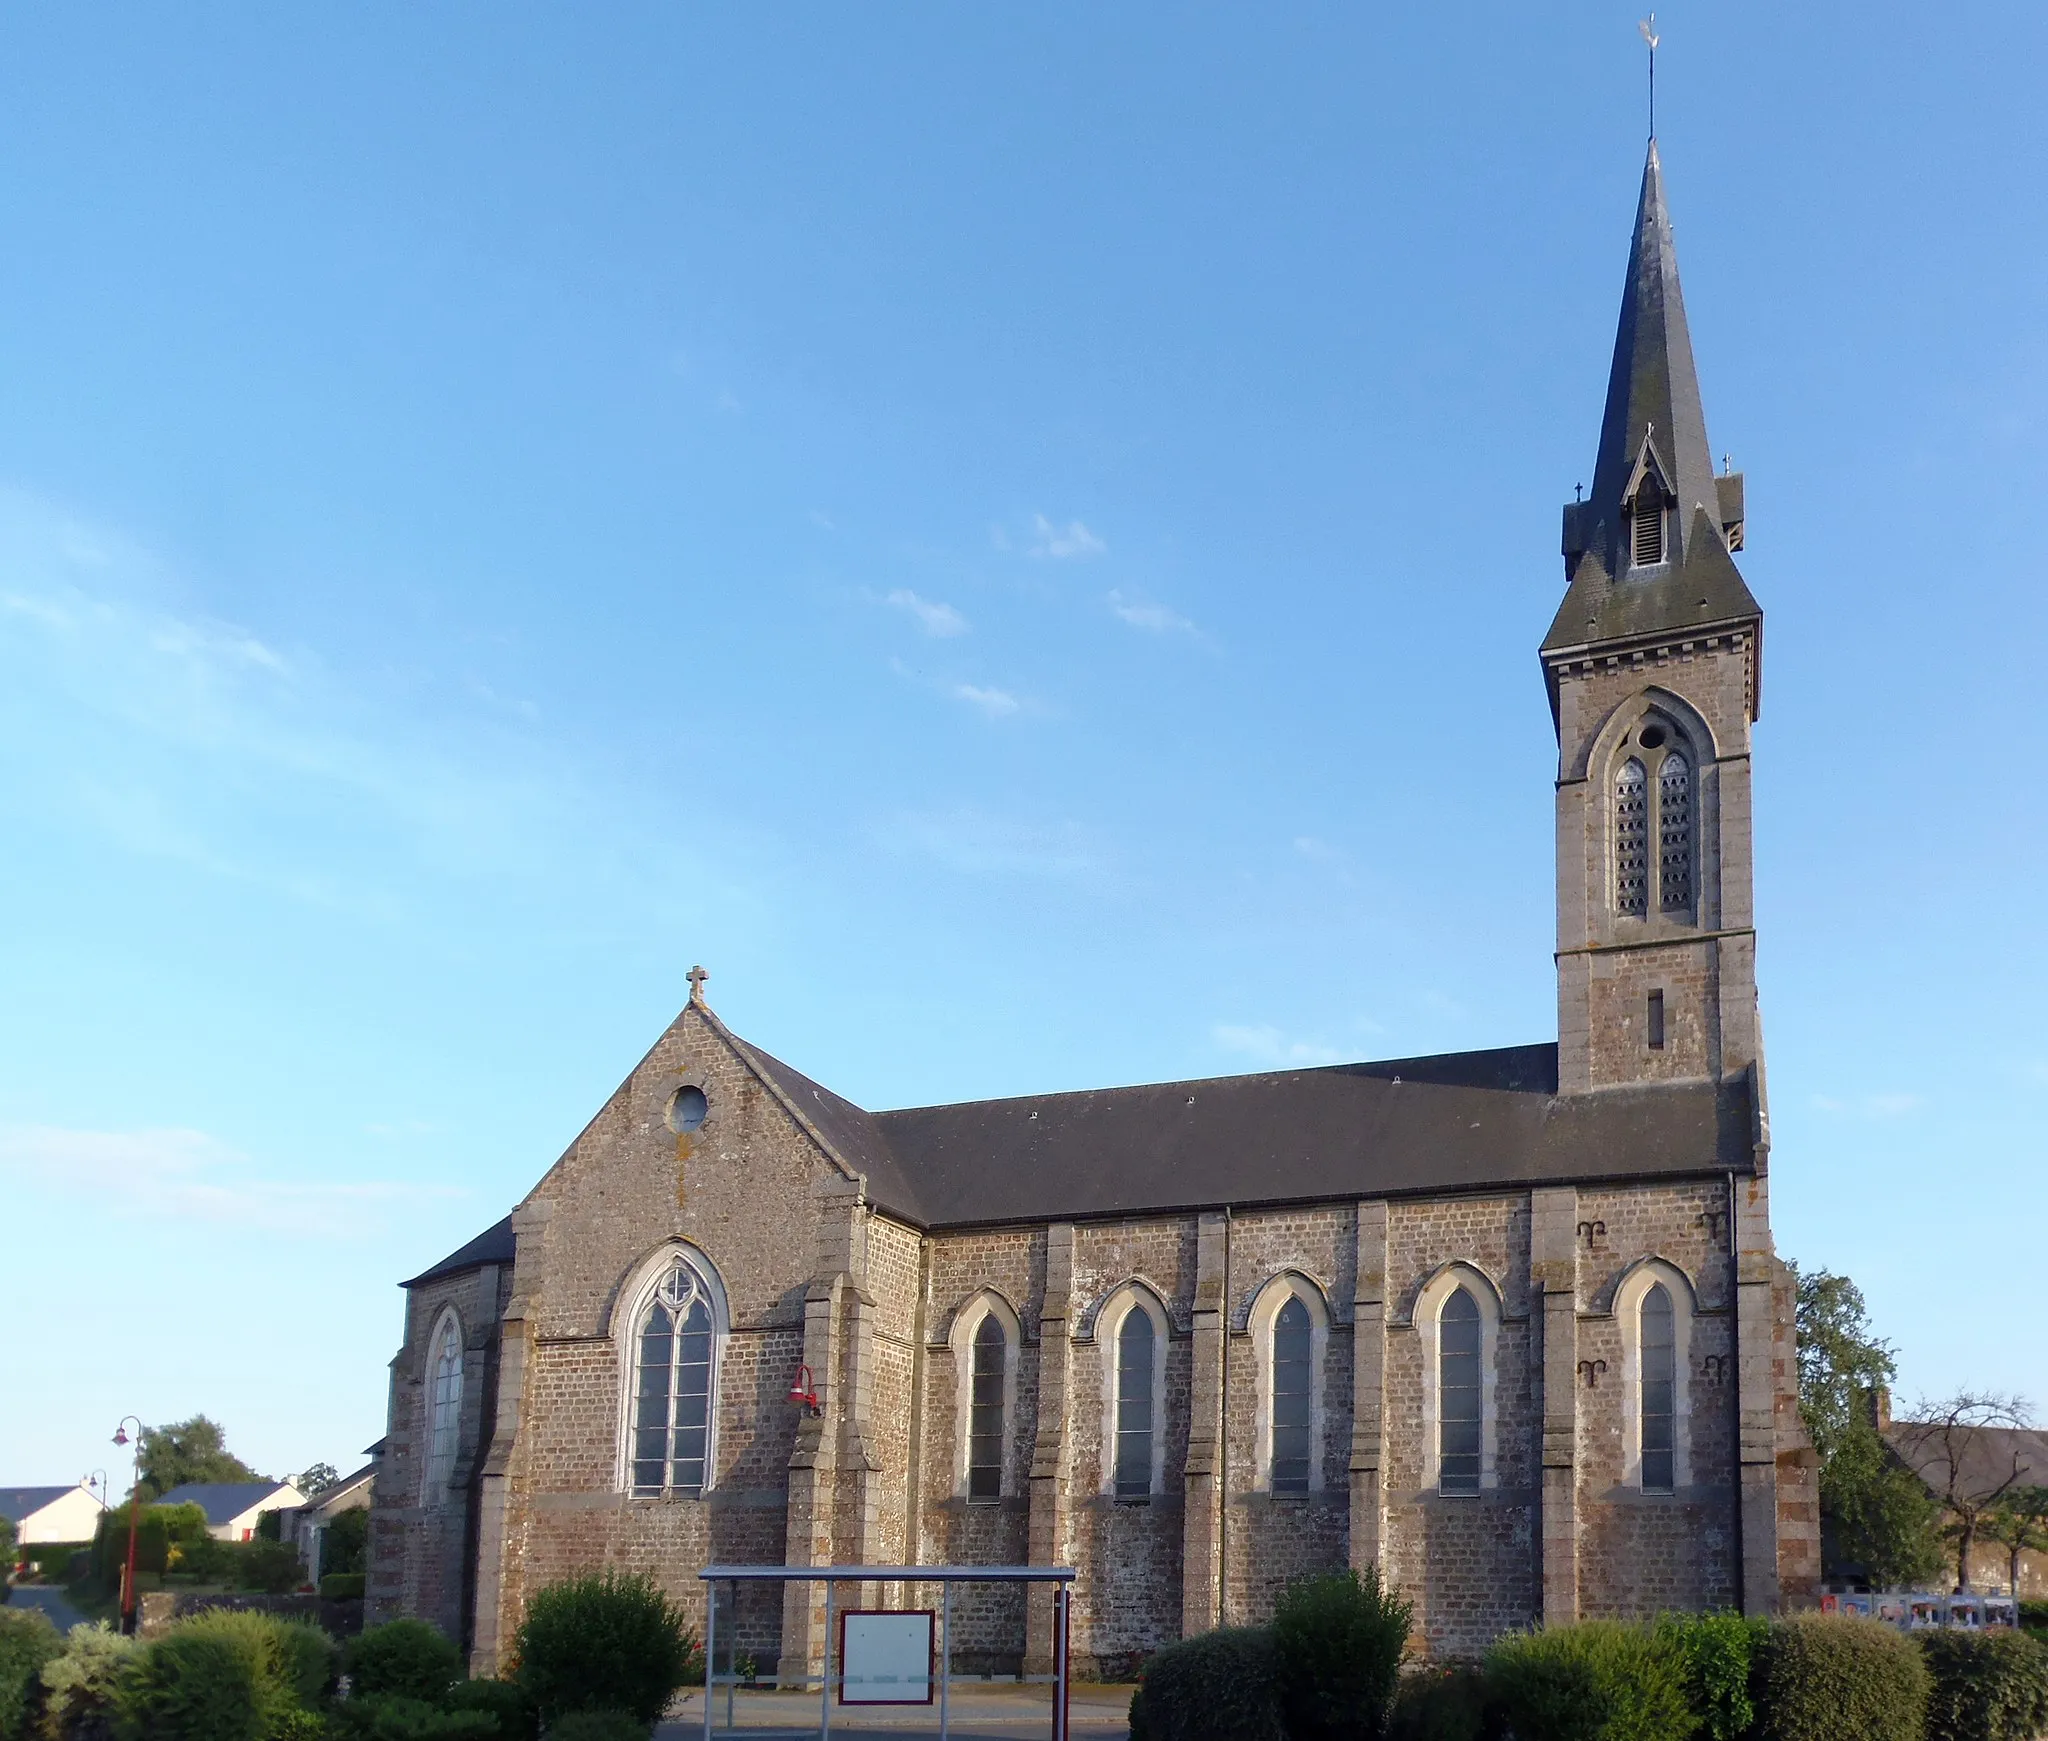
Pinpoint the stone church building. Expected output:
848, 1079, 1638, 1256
368, 140, 1819, 1673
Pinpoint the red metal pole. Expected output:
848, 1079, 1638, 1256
114, 1417, 143, 1635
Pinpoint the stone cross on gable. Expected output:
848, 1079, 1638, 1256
687, 965, 709, 1003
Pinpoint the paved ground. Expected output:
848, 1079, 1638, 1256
658, 1681, 1132, 1741
3, 1585, 92, 1632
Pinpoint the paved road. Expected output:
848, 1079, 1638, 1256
4, 1585, 92, 1633
659, 1682, 1132, 1741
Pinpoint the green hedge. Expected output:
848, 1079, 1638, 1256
1658, 1611, 1767, 1741
1483, 1620, 1692, 1741
1272, 1568, 1412, 1741
1918, 1628, 2048, 1741
0, 1608, 62, 1741
513, 1572, 699, 1729
35, 1620, 137, 1738
346, 1619, 464, 1705
1130, 1628, 1285, 1741
1386, 1665, 1492, 1741
542, 1713, 649, 1741
322, 1573, 369, 1601
116, 1607, 335, 1741
1750, 1613, 1927, 1741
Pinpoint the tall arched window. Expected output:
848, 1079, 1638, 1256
1271, 1297, 1313, 1496
630, 1258, 715, 1496
423, 1312, 463, 1501
1114, 1308, 1156, 1500
968, 1315, 1007, 1501
1439, 1287, 1482, 1496
1640, 1283, 1676, 1493
1657, 752, 1693, 912
1615, 758, 1650, 917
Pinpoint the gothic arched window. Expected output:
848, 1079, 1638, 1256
423, 1312, 463, 1501
1439, 1287, 1482, 1496
968, 1314, 1007, 1501
1114, 1307, 1156, 1500
1658, 752, 1693, 913
1271, 1297, 1313, 1495
1615, 758, 1650, 917
630, 1258, 716, 1496
1640, 1283, 1676, 1493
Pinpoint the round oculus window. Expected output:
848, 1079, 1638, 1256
667, 1085, 709, 1134
1638, 724, 1667, 749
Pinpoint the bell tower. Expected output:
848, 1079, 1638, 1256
1543, 141, 1763, 1097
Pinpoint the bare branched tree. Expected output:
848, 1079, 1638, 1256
1981, 1486, 2048, 1597
1894, 1391, 2037, 1592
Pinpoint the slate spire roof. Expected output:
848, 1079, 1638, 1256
1544, 141, 1761, 694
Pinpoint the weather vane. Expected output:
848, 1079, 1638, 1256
1639, 15, 1660, 139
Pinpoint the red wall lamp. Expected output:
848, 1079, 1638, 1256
787, 1364, 821, 1417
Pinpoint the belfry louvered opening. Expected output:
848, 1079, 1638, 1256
1628, 477, 1667, 568
1614, 759, 1650, 916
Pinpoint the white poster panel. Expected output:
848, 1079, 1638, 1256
838, 1610, 935, 1705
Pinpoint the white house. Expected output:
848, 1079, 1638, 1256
156, 1481, 306, 1542
0, 1484, 106, 1548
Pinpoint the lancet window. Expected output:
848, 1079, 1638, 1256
630, 1256, 717, 1496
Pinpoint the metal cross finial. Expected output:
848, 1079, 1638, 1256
1575, 482, 1584, 503
687, 964, 709, 1003
1639, 15, 1660, 139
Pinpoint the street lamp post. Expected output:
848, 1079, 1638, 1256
110, 1418, 144, 1635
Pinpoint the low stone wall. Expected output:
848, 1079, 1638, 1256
137, 1590, 365, 1640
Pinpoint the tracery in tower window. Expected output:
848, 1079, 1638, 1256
1615, 758, 1649, 917
1658, 752, 1693, 912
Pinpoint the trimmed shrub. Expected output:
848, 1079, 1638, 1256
1482, 1621, 1692, 1741
235, 1542, 307, 1596
512, 1573, 697, 1728
0, 1609, 62, 1741
35, 1620, 137, 1741
1273, 1567, 1413, 1741
321, 1575, 368, 1602
1918, 1627, 2048, 1741
1750, 1613, 1927, 1741
1386, 1665, 1495, 1741
1131, 1627, 1284, 1741
326, 1695, 497, 1739
118, 1626, 269, 1741
540, 1715, 647, 1741
445, 1679, 537, 1741
1657, 1612, 1766, 1741
345, 1621, 463, 1705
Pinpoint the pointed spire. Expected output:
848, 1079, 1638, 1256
1588, 141, 1719, 566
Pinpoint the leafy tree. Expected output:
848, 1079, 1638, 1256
1981, 1487, 2048, 1598
294, 1464, 339, 1498
1795, 1266, 1946, 1588
0, 1514, 15, 1572
138, 1416, 258, 1499
323, 1506, 370, 1577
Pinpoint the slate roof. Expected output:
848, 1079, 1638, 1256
1885, 1422, 2048, 1504
0, 1486, 91, 1524
409, 1031, 1760, 1282
403, 1214, 515, 1287
156, 1481, 296, 1525
1543, 140, 1762, 700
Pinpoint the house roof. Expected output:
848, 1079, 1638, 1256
1885, 1422, 2048, 1504
296, 1463, 376, 1515
156, 1481, 297, 1525
410, 1028, 1761, 1285
403, 1215, 515, 1287
0, 1486, 95, 1525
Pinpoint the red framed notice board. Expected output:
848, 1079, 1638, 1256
836, 1609, 936, 1705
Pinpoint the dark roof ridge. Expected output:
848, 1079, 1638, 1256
874, 1039, 1560, 1119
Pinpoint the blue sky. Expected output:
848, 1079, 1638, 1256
3, 4, 2045, 1486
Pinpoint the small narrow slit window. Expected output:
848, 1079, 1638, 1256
1439, 1287, 1482, 1495
1640, 1283, 1676, 1493
1114, 1309, 1155, 1499
967, 1315, 1006, 1501
1270, 1297, 1312, 1495
1647, 989, 1666, 1050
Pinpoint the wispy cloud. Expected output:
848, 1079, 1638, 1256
950, 682, 1020, 717
1106, 589, 1196, 635
1293, 835, 1343, 862
885, 588, 969, 638
1029, 514, 1105, 560
1811, 1092, 1926, 1119
877, 807, 1108, 880
1212, 1024, 1349, 1068
0, 1124, 462, 1236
